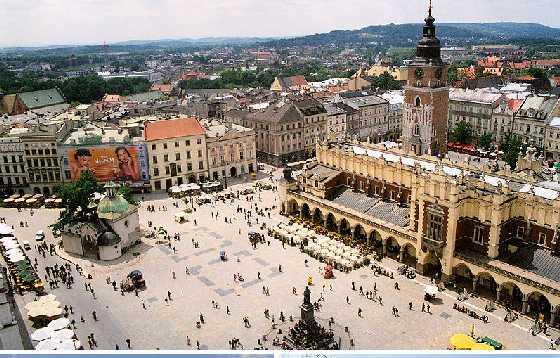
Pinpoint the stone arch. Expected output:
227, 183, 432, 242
312, 208, 324, 225
499, 281, 524, 312
287, 199, 299, 216
353, 224, 367, 242
301, 203, 311, 220
385, 237, 400, 260
325, 213, 337, 232
527, 291, 552, 323
339, 218, 351, 236
453, 263, 474, 291
422, 250, 442, 278
475, 272, 498, 301
368, 230, 383, 255
401, 243, 417, 267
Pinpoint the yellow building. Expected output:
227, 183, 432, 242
280, 141, 560, 326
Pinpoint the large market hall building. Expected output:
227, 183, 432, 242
279, 6, 560, 326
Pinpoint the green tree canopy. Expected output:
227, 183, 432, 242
52, 171, 102, 231
500, 135, 524, 170
450, 121, 474, 144
478, 133, 493, 151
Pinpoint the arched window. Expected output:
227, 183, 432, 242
414, 123, 420, 136
415, 97, 421, 107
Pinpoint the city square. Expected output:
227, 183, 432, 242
3, 170, 554, 350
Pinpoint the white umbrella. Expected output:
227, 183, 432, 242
8, 255, 25, 263
3, 241, 19, 250
56, 339, 77, 350
6, 248, 23, 255
31, 327, 54, 341
0, 236, 16, 244
47, 317, 70, 331
35, 338, 58, 350
0, 223, 14, 235
51, 328, 75, 340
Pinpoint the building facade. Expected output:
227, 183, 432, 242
204, 120, 257, 181
401, 7, 449, 156
223, 98, 327, 165
145, 117, 208, 191
20, 127, 63, 196
512, 95, 559, 149
281, 141, 560, 326
448, 88, 503, 141
0, 136, 27, 195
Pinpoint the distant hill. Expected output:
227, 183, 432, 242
266, 22, 560, 47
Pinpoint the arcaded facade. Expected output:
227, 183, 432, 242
280, 141, 560, 326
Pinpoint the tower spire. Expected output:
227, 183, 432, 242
429, 0, 432, 17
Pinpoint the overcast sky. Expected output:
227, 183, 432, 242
1, 0, 559, 47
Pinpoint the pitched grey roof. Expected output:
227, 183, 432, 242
303, 163, 341, 183
331, 187, 409, 227
18, 88, 65, 110
505, 245, 560, 283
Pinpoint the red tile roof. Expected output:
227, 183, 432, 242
145, 117, 205, 141
508, 99, 524, 111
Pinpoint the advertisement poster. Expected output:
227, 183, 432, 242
66, 144, 149, 183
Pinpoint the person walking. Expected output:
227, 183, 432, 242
125, 338, 131, 349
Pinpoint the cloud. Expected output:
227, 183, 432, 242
0, 0, 558, 47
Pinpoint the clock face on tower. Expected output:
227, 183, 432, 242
415, 68, 424, 79
435, 68, 442, 79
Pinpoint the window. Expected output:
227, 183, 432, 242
154, 168, 159, 176
196, 138, 202, 145
185, 140, 190, 146
154, 181, 161, 190
427, 212, 443, 242
175, 153, 181, 161
174, 142, 179, 148
52, 149, 57, 155
152, 144, 156, 150
31, 149, 36, 155
473, 226, 484, 245
152, 156, 158, 164
538, 232, 546, 246
516, 226, 525, 239
240, 151, 244, 160
199, 161, 204, 170
187, 151, 191, 159
198, 150, 203, 158
187, 163, 192, 171
165, 167, 170, 175
164, 154, 169, 162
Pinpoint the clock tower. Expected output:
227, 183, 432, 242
402, 2, 448, 156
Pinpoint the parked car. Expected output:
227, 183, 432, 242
23, 240, 31, 250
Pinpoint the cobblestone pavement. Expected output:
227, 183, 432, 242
4, 173, 557, 350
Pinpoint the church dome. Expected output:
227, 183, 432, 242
96, 182, 132, 220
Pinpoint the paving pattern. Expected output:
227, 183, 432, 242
2, 171, 556, 350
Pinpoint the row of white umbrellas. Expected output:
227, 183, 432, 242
1, 236, 26, 263
32, 317, 82, 350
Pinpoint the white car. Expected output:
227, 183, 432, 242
35, 230, 45, 242
22, 240, 31, 250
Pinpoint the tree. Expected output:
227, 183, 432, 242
500, 135, 524, 170
478, 133, 493, 151
373, 72, 402, 90
51, 171, 103, 231
450, 121, 473, 144
118, 185, 136, 205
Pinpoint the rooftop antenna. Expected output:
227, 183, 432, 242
429, 0, 433, 16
